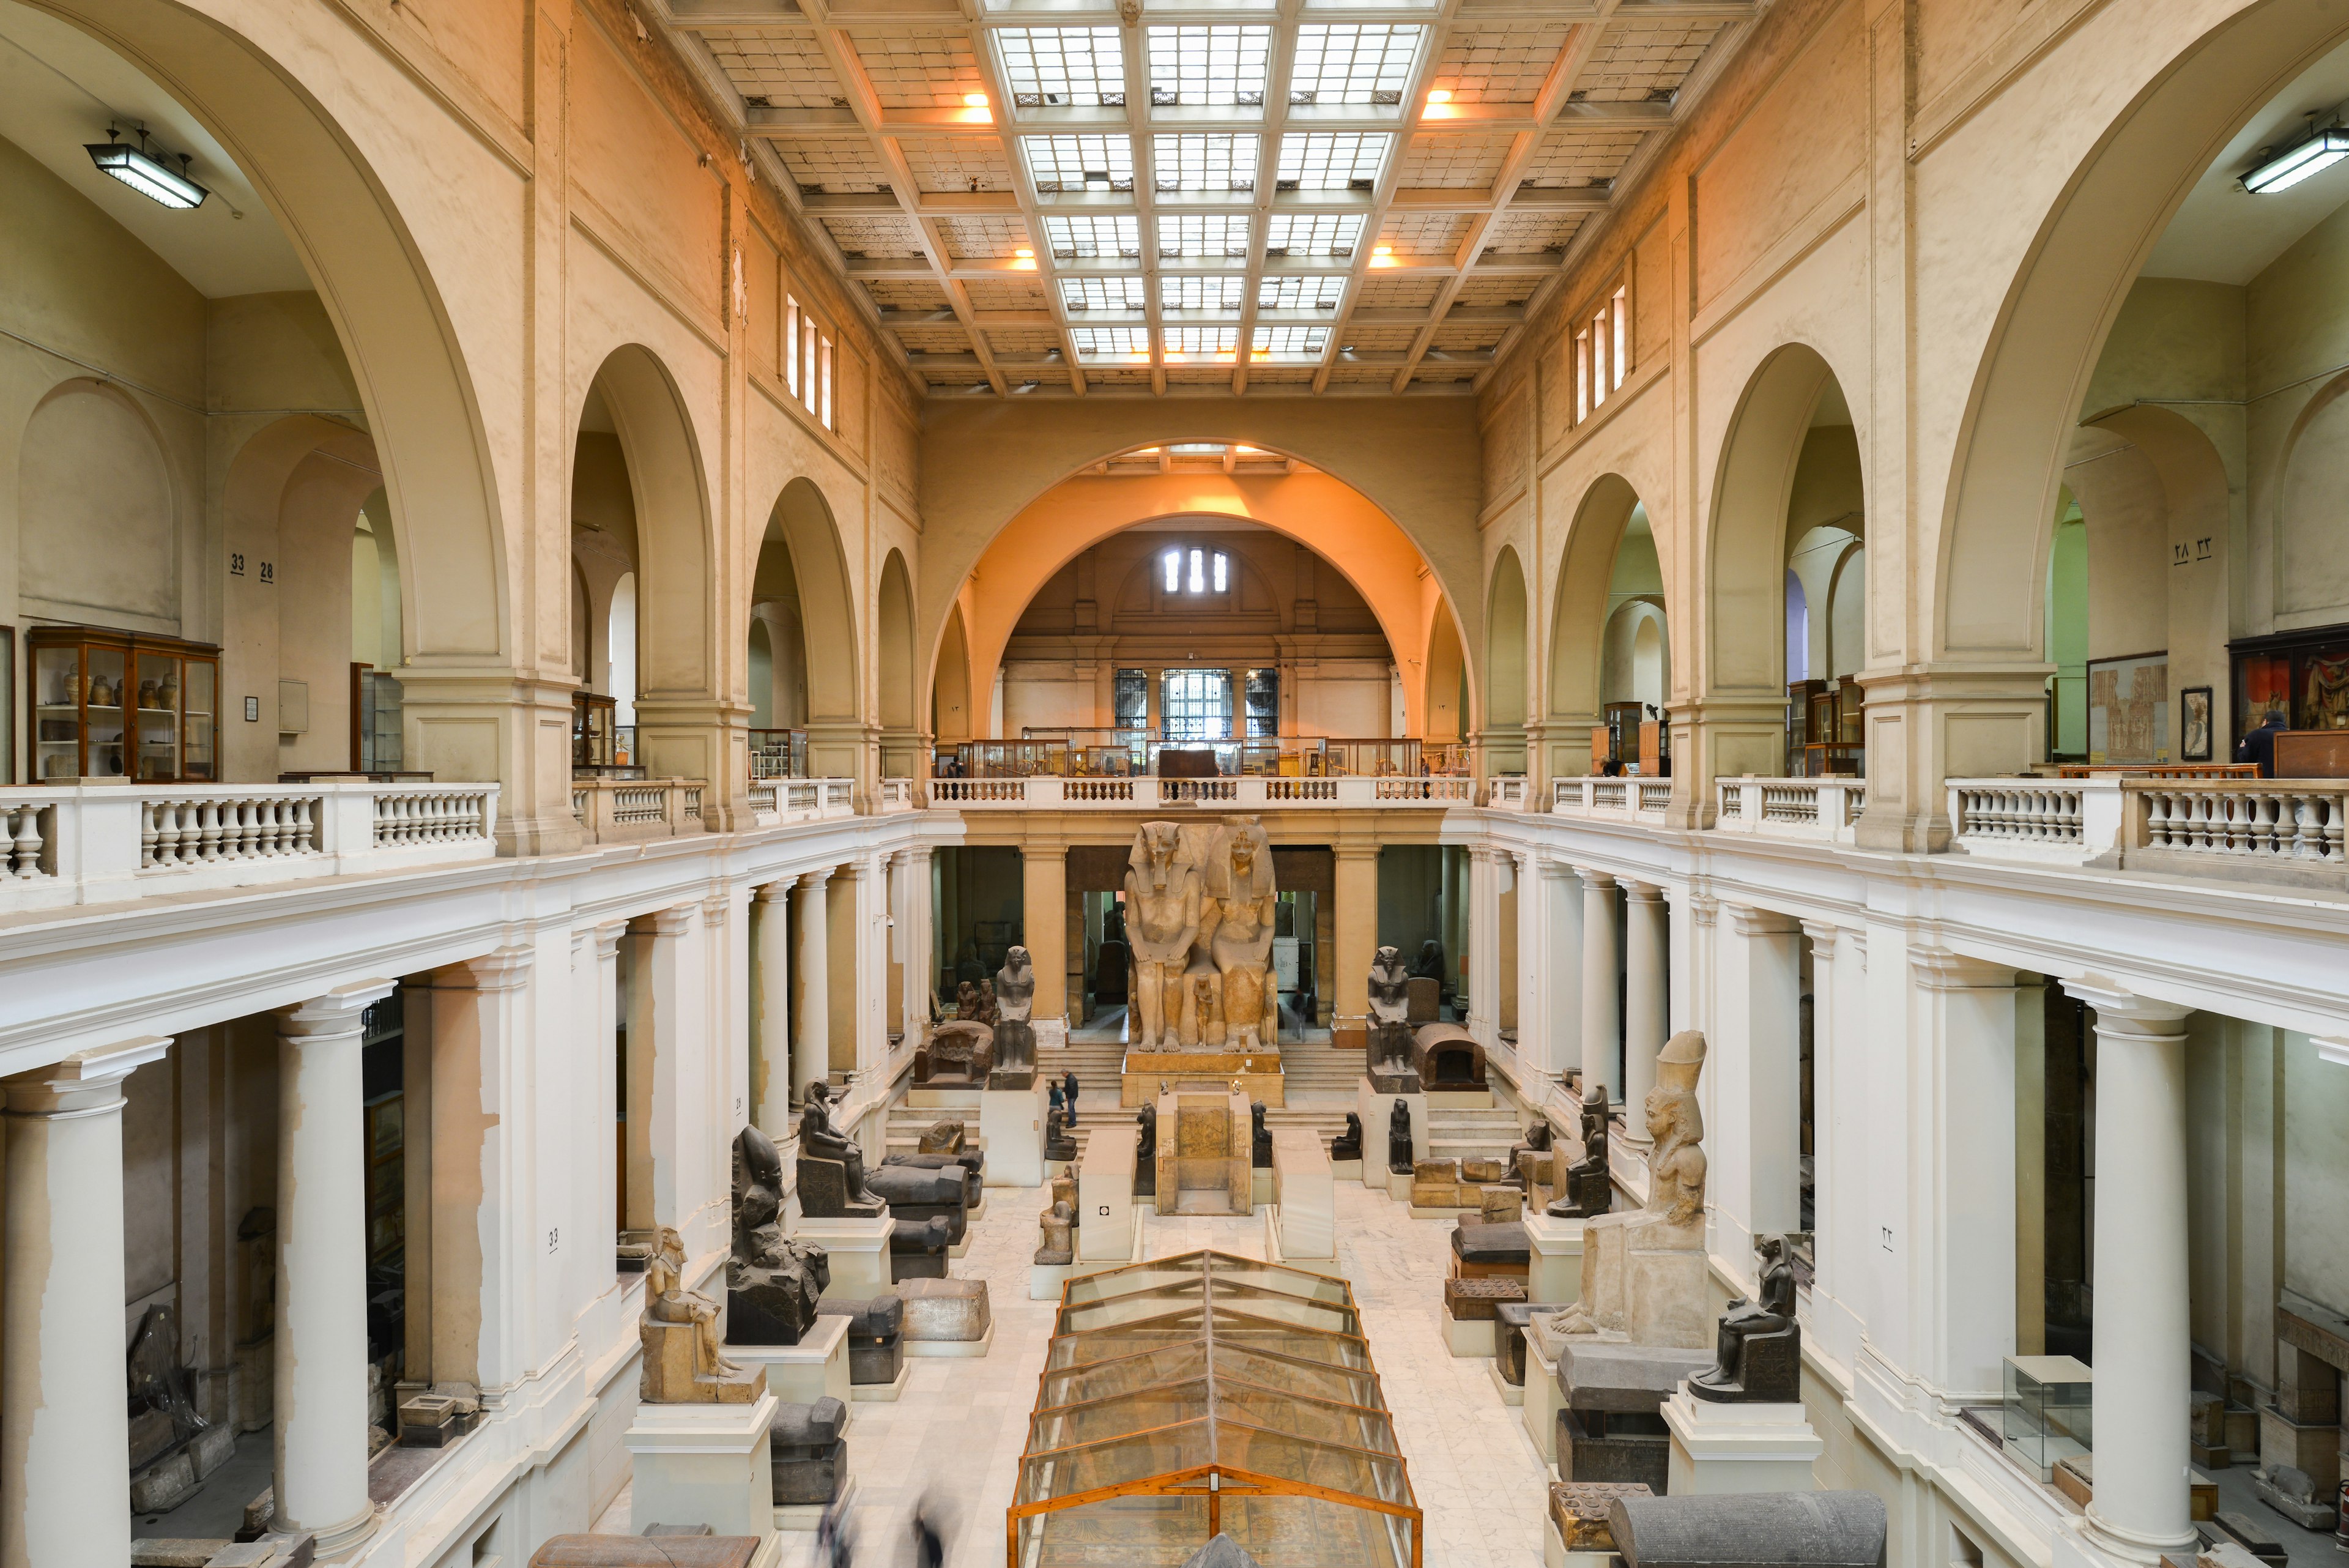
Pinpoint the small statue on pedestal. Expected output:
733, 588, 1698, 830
977, 978, 1000, 1027
1250, 1100, 1272, 1168
1035, 1199, 1075, 1265
729, 1126, 831, 1345
1367, 945, 1421, 1091
1545, 1082, 1613, 1219
1044, 1104, 1078, 1162
1331, 1112, 1362, 1162
990, 946, 1037, 1087
1387, 1097, 1414, 1175
1689, 1235, 1800, 1402
797, 1082, 886, 1219
642, 1227, 764, 1402
954, 980, 982, 1020
1510, 1118, 1553, 1194
1134, 1104, 1159, 1196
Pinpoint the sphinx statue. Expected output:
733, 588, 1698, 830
1204, 817, 1278, 1050
1367, 944, 1419, 1090
1124, 821, 1203, 1051
796, 1081, 886, 1219
990, 945, 1037, 1085
1550, 1031, 1711, 1349
729, 1126, 831, 1345
642, 1227, 764, 1402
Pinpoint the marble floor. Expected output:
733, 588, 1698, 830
738, 1175, 1551, 1567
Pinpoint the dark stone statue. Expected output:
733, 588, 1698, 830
1367, 944, 1422, 1092
796, 1082, 885, 1219
1134, 1103, 1158, 1196
1250, 1100, 1272, 1169
1545, 1081, 1614, 1220
770, 1396, 848, 1507
955, 979, 982, 1019
1689, 1235, 1800, 1403
730, 1126, 831, 1343
1408, 938, 1446, 984
1044, 1104, 1078, 1162
1387, 1097, 1414, 1174
1330, 1111, 1362, 1162
990, 945, 1037, 1087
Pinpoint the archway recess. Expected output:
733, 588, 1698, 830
763, 477, 866, 779
1484, 548, 1529, 773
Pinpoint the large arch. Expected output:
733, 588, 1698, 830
1546, 473, 1648, 779
765, 477, 865, 776
1484, 546, 1529, 772
877, 549, 919, 775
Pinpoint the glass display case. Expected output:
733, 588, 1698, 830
2003, 1354, 2092, 1482
27, 625, 218, 782
1012, 1251, 1422, 1568
1788, 678, 1863, 776
354, 665, 404, 773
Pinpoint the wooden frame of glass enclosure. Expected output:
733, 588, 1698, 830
1009, 1252, 1421, 1568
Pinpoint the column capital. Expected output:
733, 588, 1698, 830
1333, 842, 1382, 863
2, 1035, 171, 1116
1798, 918, 1841, 950
2314, 1037, 2349, 1067
796, 868, 833, 892
279, 978, 398, 1039
2063, 975, 2193, 1031
1688, 894, 1720, 928
1578, 866, 1617, 892
701, 892, 732, 928
593, 921, 626, 960
633, 905, 697, 937
1466, 844, 1499, 866
1724, 902, 1800, 937
1535, 853, 1579, 881
1908, 947, 2016, 991
755, 880, 793, 904
1623, 879, 1668, 904
428, 946, 533, 992
833, 858, 869, 883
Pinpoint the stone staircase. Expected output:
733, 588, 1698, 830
884, 1101, 980, 1160
1426, 1103, 1527, 1167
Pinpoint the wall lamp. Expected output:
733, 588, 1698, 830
2242, 114, 2349, 194
85, 126, 208, 209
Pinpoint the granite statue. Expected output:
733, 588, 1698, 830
990, 945, 1037, 1085
729, 1126, 831, 1345
796, 1081, 886, 1219
1044, 1104, 1078, 1162
1387, 1097, 1414, 1175
1034, 1198, 1075, 1265
1545, 1081, 1614, 1219
642, 1226, 763, 1402
954, 980, 981, 1020
1250, 1099, 1272, 1168
1124, 820, 1203, 1051
912, 1020, 992, 1087
1134, 1103, 1159, 1196
1367, 945, 1421, 1091
1331, 1111, 1362, 1162
770, 1396, 848, 1507
1689, 1235, 1800, 1402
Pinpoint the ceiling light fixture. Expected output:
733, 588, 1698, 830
85, 126, 208, 210
964, 92, 990, 108
2243, 113, 2349, 193
1426, 88, 1453, 105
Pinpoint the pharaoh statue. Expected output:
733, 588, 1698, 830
642, 1227, 764, 1402
729, 1126, 831, 1343
797, 1081, 886, 1219
1544, 1081, 1613, 1219
1690, 1234, 1800, 1402
1204, 817, 1278, 1050
1124, 821, 1202, 1051
991, 945, 1037, 1083
1387, 1098, 1415, 1174
1366, 945, 1418, 1087
954, 980, 981, 1020
1549, 1030, 1711, 1348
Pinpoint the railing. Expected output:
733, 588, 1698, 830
1947, 780, 2098, 861
573, 778, 705, 844
929, 775, 1473, 809
2134, 781, 2346, 866
1487, 776, 1532, 811
933, 732, 1455, 781
1552, 776, 1674, 822
878, 778, 916, 812
1712, 778, 1865, 844
0, 781, 498, 909
1950, 776, 2349, 877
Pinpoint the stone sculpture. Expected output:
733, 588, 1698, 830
1133, 1104, 1158, 1195
1250, 1099, 1272, 1168
1367, 945, 1421, 1091
869, 1160, 968, 1271
990, 945, 1037, 1086
1409, 938, 1446, 984
126, 1303, 232, 1512
1545, 1081, 1613, 1219
1690, 1235, 1800, 1402
796, 1082, 885, 1219
817, 1295, 904, 1386
1204, 817, 1278, 1050
1605, 1492, 1888, 1568
954, 980, 981, 1020
916, 1121, 965, 1154
884, 1148, 985, 1211
770, 1396, 848, 1507
642, 1227, 763, 1403
977, 978, 999, 1025
729, 1126, 831, 1345
1035, 1198, 1075, 1265
1179, 964, 1225, 1049
1550, 1031, 1711, 1348
913, 1020, 992, 1087
1044, 1104, 1078, 1162
1387, 1098, 1414, 1174
1330, 1111, 1362, 1162
1510, 1118, 1553, 1195
1412, 1021, 1486, 1087
1125, 820, 1202, 1051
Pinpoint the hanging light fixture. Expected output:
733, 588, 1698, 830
85, 126, 208, 209
2243, 112, 2349, 194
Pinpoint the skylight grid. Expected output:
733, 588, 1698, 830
1061, 276, 1149, 312
996, 26, 1126, 106
1288, 24, 1422, 105
1071, 325, 1154, 358
1253, 324, 1330, 357
1044, 214, 1143, 259
1258, 274, 1348, 310
1022, 133, 1135, 193
1277, 132, 1389, 190
1163, 275, 1245, 313
1146, 26, 1272, 108
1263, 212, 1362, 258
1157, 213, 1252, 259
1152, 133, 1260, 193
1165, 326, 1241, 358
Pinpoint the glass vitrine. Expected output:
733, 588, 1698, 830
2003, 1354, 2093, 1482
27, 625, 218, 782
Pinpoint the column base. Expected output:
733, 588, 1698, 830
2081, 1506, 2199, 1566
276, 1499, 382, 1557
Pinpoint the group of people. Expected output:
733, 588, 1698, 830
818, 1495, 949, 1568
1047, 1066, 1080, 1124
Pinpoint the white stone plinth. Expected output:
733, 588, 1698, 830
778, 1473, 855, 1534
1488, 1358, 1526, 1406
1427, 1087, 1494, 1109
1661, 1389, 1823, 1493
625, 1392, 780, 1544
1271, 1129, 1335, 1259
1443, 1312, 1496, 1358
1078, 1125, 1138, 1262
907, 1085, 980, 1110
725, 1314, 851, 1415
981, 1081, 1048, 1187
1524, 1331, 1562, 1461
850, 1359, 912, 1402
796, 1216, 896, 1299
1260, 1205, 1342, 1280
1332, 1159, 1363, 1182
1523, 1213, 1585, 1307
905, 1320, 995, 1359
1357, 1078, 1428, 1190
1386, 1167, 1412, 1203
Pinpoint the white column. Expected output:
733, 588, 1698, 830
1466, 847, 1501, 1048
1714, 904, 1801, 1265
1909, 948, 2021, 1402
1536, 856, 1583, 1086
1511, 850, 1541, 1082
753, 882, 794, 1139
2066, 978, 2195, 1564
1623, 882, 1669, 1135
1798, 920, 1854, 1361
589, 923, 625, 1291
902, 847, 934, 1046
275, 979, 397, 1551
791, 869, 831, 1105
0, 1036, 170, 1568
625, 907, 699, 1241
1578, 869, 1619, 1102
420, 949, 532, 1390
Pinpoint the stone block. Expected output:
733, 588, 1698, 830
2274, 1339, 2341, 1427
2251, 1465, 2337, 1529
1559, 1405, 1671, 1490
1444, 1276, 1527, 1321
1606, 1491, 1887, 1568
2258, 1403, 2340, 1490
769, 1397, 848, 1507
1453, 1219, 1532, 1274
1661, 1390, 1824, 1493
1272, 1128, 1335, 1260
916, 1121, 964, 1154
818, 1296, 904, 1386
623, 1393, 779, 1547
1496, 1302, 1535, 1385
530, 1536, 760, 1567
130, 1448, 201, 1514
1554, 1337, 1713, 1414
897, 1277, 990, 1341
1549, 1481, 1653, 1552
131, 1543, 226, 1568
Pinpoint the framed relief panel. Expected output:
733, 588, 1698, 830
2180, 686, 2213, 762
2087, 651, 2169, 765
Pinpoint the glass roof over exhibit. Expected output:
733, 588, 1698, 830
1011, 1252, 1420, 1568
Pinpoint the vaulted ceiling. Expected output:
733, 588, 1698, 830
654, 0, 1754, 398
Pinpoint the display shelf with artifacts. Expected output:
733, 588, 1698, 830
2232, 623, 2349, 759
1786, 680, 1863, 777
28, 625, 217, 782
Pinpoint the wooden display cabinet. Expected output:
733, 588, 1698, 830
1787, 678, 1863, 776
26, 625, 218, 783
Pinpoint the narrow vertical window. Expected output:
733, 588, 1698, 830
1590, 311, 1609, 408
1212, 551, 1227, 593
1188, 548, 1205, 592
785, 296, 801, 396
1164, 549, 1181, 592
1574, 332, 1590, 423
1611, 284, 1629, 388
820, 336, 835, 428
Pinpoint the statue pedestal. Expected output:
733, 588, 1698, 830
1121, 1050, 1285, 1107
1079, 1124, 1140, 1259
1357, 1077, 1428, 1192
1523, 1213, 1586, 1306
979, 1080, 1048, 1187
795, 1217, 896, 1300
1661, 1389, 1822, 1493
1525, 1329, 1562, 1460
725, 1313, 852, 1414
625, 1392, 780, 1545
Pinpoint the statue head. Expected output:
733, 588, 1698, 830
1373, 944, 1404, 975
733, 1125, 785, 1229
1206, 817, 1274, 899
1655, 1030, 1707, 1093
1001, 945, 1033, 985
1130, 820, 1191, 891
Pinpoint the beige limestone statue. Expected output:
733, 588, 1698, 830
1179, 964, 1225, 1049
640, 1226, 766, 1403
1124, 821, 1201, 1050
1203, 817, 1277, 1050
1550, 1030, 1712, 1349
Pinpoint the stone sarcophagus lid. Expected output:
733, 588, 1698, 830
1412, 1023, 1486, 1088
818, 1295, 904, 1386
770, 1396, 848, 1507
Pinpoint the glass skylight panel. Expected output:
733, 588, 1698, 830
1165, 326, 1241, 359
1288, 24, 1423, 105
1152, 133, 1259, 193
1263, 212, 1363, 258
996, 26, 1126, 106
1062, 276, 1149, 312
1258, 274, 1349, 310
1022, 133, 1134, 193
1253, 324, 1330, 357
1157, 214, 1252, 259
1277, 132, 1389, 190
1146, 26, 1272, 108
1071, 325, 1153, 357
1163, 275, 1246, 313
1044, 214, 1143, 259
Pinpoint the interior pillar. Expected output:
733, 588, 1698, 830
273, 980, 396, 1552
1332, 844, 1379, 1046
0, 1036, 170, 1568
590, 924, 625, 1290
1497, 856, 1520, 1035
625, 908, 697, 1238
904, 848, 935, 1044
1536, 856, 1583, 1089
1714, 904, 1800, 1263
790, 871, 831, 1105
825, 861, 863, 1076
1466, 847, 1501, 1049
1623, 882, 1669, 1135
754, 883, 793, 1138
1509, 850, 1538, 1080
419, 950, 531, 1391
1023, 838, 1069, 1044
1910, 949, 2022, 1401
1579, 869, 1621, 1104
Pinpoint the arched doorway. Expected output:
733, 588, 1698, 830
1484, 547, 1529, 775
1548, 474, 1671, 780
760, 477, 863, 779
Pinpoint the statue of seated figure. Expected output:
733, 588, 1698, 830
642, 1226, 765, 1402
796, 1082, 886, 1219
729, 1126, 831, 1345
1545, 1082, 1613, 1219
1689, 1235, 1801, 1403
